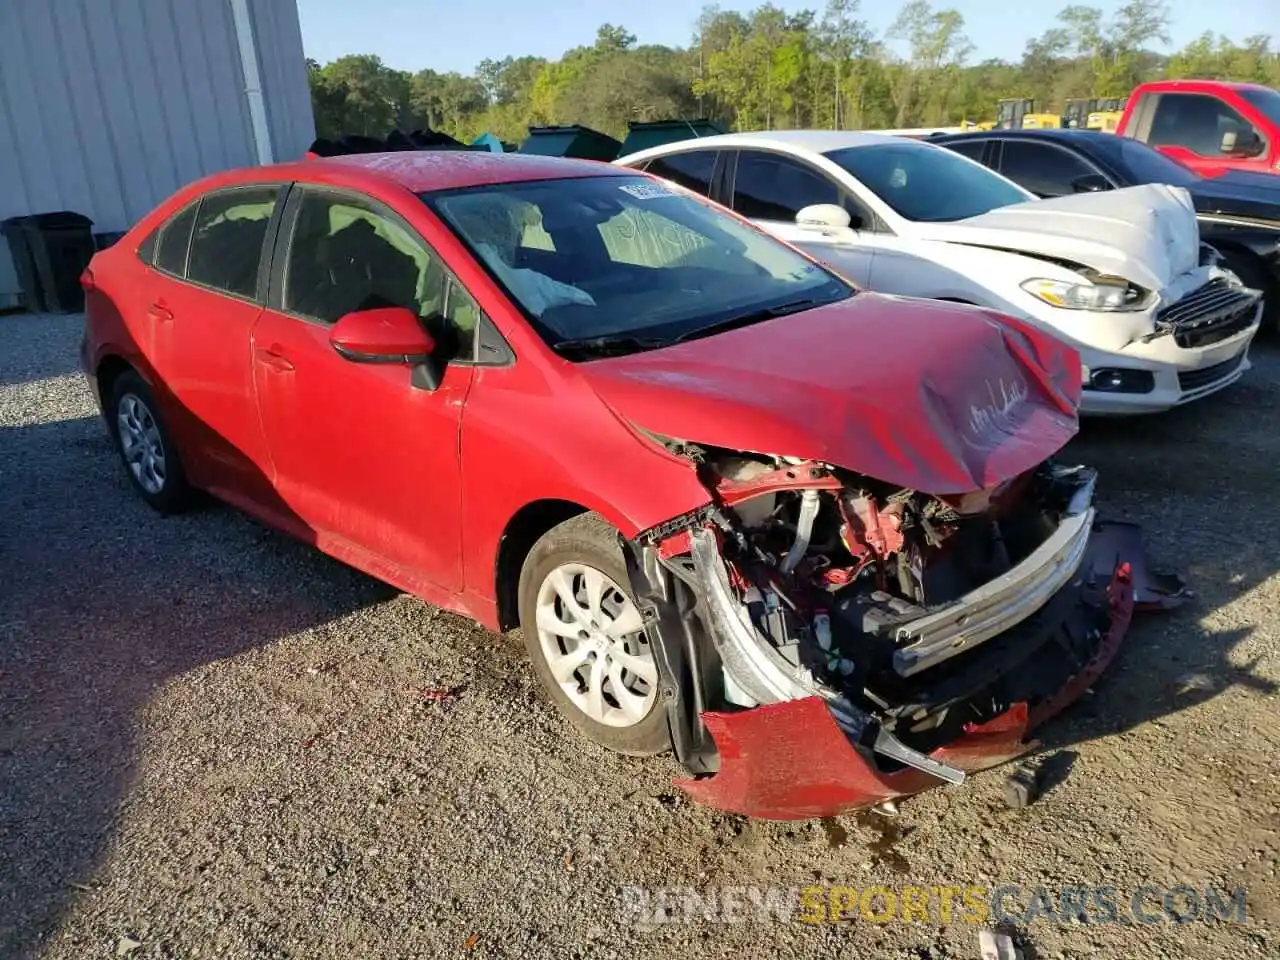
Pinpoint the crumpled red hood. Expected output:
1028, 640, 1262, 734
579, 294, 1082, 494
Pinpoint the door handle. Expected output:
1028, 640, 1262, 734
254, 347, 295, 372
147, 303, 174, 324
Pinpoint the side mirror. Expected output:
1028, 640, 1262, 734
1070, 174, 1111, 193
795, 203, 856, 237
1221, 128, 1264, 158
329, 306, 436, 364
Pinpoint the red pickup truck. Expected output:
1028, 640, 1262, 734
1116, 79, 1280, 177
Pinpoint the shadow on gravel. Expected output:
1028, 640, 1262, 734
1041, 343, 1280, 749
0, 414, 392, 959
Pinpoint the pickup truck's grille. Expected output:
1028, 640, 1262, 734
1157, 278, 1260, 349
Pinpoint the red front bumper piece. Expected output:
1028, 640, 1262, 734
675, 523, 1185, 820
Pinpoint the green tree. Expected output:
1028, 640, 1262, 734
887, 1, 973, 125
305, 2, 1275, 147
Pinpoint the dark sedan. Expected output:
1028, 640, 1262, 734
931, 128, 1280, 331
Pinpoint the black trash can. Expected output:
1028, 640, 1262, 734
1, 216, 45, 313
2, 211, 96, 314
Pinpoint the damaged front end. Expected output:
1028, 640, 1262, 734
623, 449, 1185, 820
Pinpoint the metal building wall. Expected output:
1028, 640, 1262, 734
248, 0, 316, 167
0, 0, 315, 302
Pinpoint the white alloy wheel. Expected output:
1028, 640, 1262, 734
533, 562, 657, 728
116, 392, 167, 495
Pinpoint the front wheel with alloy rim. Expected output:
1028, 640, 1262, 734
517, 513, 670, 756
108, 370, 191, 514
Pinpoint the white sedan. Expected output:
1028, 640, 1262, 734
615, 131, 1263, 415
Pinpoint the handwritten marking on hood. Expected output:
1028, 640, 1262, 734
964, 378, 1030, 449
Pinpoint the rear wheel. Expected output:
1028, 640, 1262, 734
517, 513, 669, 756
108, 370, 191, 515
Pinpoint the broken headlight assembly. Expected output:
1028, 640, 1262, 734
1021, 276, 1150, 311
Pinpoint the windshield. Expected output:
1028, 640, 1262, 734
1240, 87, 1280, 129
1091, 135, 1201, 186
824, 141, 1033, 222
424, 175, 850, 355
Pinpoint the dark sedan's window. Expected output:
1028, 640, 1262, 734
642, 151, 717, 195
946, 139, 988, 163
187, 187, 278, 299
153, 203, 198, 277
732, 151, 840, 221
999, 141, 1100, 197
1092, 136, 1199, 186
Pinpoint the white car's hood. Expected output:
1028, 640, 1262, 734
912, 184, 1201, 293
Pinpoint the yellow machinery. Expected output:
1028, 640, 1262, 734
995, 98, 1061, 130
1063, 97, 1127, 132
1087, 97, 1126, 132
1063, 98, 1095, 129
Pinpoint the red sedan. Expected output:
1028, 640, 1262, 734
80, 151, 1182, 818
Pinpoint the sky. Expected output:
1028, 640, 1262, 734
296, 0, 1279, 76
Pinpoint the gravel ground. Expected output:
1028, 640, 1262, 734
1, 311, 1277, 960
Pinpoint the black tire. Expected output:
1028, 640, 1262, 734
517, 512, 670, 756
107, 369, 192, 515
1220, 250, 1279, 335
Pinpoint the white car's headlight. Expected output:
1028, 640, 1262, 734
1020, 278, 1148, 312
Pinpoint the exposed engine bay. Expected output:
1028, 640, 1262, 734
705, 451, 1088, 692
624, 441, 1184, 806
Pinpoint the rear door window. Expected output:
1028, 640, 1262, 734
186, 186, 279, 299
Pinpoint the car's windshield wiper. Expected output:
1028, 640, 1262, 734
672, 299, 820, 344
551, 334, 672, 359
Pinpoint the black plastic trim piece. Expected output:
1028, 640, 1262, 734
622, 538, 721, 775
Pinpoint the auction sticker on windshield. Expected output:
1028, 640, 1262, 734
620, 182, 678, 200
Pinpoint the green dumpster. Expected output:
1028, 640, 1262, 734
617, 119, 726, 157
518, 125, 622, 161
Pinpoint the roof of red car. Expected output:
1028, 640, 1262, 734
301, 151, 627, 193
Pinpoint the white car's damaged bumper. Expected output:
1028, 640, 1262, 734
1072, 275, 1263, 415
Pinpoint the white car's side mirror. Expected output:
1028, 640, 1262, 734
795, 204, 855, 237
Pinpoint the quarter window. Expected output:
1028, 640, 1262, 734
283, 190, 477, 360
187, 186, 278, 298
731, 151, 839, 222
153, 203, 198, 277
